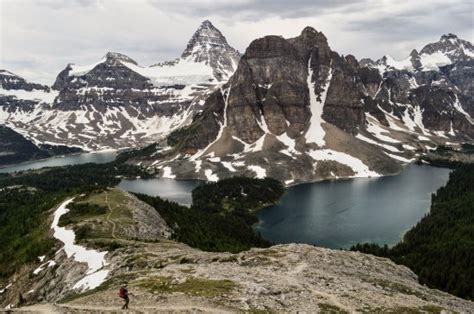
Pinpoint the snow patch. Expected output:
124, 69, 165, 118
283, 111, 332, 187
33, 260, 56, 275
221, 161, 236, 172
0, 283, 12, 294
384, 153, 415, 163
0, 88, 58, 104
308, 149, 380, 177
402, 144, 417, 151
453, 95, 473, 124
419, 51, 452, 71
162, 166, 176, 179
194, 160, 202, 173
204, 169, 219, 182
305, 58, 332, 146
356, 133, 401, 152
51, 198, 109, 291
366, 113, 401, 143
248, 165, 266, 179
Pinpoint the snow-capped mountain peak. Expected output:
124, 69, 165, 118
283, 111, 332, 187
180, 20, 241, 80
103, 51, 138, 65
181, 20, 231, 60
367, 33, 473, 74
420, 33, 474, 64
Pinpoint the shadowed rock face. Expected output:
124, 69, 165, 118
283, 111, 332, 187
0, 70, 49, 91
53, 54, 157, 111
181, 20, 241, 81
174, 26, 377, 151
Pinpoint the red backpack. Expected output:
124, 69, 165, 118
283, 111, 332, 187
119, 287, 126, 298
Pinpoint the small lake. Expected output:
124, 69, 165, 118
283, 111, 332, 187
255, 164, 451, 249
0, 151, 117, 173
118, 178, 200, 206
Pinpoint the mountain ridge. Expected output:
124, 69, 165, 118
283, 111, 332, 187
1, 24, 473, 184
123, 27, 473, 185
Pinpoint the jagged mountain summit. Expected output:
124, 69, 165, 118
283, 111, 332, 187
361, 33, 474, 72
125, 29, 473, 185
0, 21, 240, 150
180, 19, 241, 80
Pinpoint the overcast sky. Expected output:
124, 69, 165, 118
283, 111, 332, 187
1, 0, 473, 84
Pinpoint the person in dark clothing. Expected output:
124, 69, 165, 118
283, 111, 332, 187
119, 284, 129, 309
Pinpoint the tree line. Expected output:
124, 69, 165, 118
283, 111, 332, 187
351, 164, 474, 300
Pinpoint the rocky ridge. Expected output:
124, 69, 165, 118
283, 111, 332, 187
2, 189, 473, 313
127, 29, 473, 185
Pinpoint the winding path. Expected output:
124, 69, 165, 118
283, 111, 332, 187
104, 191, 117, 239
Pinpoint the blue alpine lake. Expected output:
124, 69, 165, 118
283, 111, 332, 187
255, 164, 451, 249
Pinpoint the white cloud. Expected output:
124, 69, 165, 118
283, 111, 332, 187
1, 0, 472, 84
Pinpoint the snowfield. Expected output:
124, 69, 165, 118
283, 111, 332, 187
51, 198, 109, 291
305, 58, 332, 146
0, 88, 58, 103
248, 165, 267, 179
308, 149, 381, 178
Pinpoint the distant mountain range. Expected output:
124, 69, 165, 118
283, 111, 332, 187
0, 21, 473, 184
0, 20, 240, 151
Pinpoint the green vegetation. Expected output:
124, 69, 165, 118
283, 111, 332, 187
59, 202, 108, 226
0, 159, 284, 287
318, 303, 349, 313
115, 143, 162, 163
351, 164, 474, 300
192, 177, 285, 214
136, 276, 236, 297
418, 142, 474, 168
135, 177, 284, 253
0, 161, 149, 282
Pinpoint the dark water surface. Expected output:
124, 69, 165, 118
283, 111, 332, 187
0, 151, 117, 173
255, 165, 450, 249
118, 178, 201, 206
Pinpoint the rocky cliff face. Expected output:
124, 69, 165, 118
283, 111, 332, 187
129, 29, 473, 185
0, 21, 240, 150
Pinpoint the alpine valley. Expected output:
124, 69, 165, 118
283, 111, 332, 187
1, 17, 474, 313
1, 21, 473, 184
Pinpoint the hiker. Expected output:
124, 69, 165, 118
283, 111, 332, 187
119, 284, 129, 310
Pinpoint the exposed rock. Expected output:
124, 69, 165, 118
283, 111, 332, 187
0, 70, 49, 91
181, 20, 241, 81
